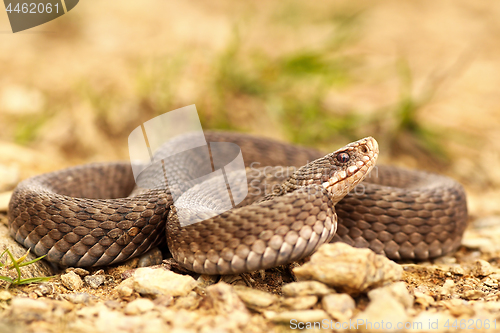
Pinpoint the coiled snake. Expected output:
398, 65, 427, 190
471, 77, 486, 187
8, 132, 468, 275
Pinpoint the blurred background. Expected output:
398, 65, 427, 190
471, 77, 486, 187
0, 0, 499, 217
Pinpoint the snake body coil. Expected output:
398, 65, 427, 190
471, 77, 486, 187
8, 132, 468, 274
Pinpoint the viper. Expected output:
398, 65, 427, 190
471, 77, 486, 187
8, 132, 468, 275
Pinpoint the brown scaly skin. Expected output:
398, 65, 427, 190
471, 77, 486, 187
8, 132, 467, 273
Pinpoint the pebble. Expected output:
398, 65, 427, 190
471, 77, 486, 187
116, 281, 134, 297
0, 290, 12, 301
0, 84, 44, 115
368, 282, 413, 309
205, 282, 250, 328
461, 233, 495, 253
414, 291, 435, 308
9, 297, 52, 321
464, 289, 486, 300
68, 268, 90, 277
196, 274, 219, 289
60, 292, 95, 304
233, 286, 278, 308
439, 279, 455, 296
321, 293, 355, 320
282, 281, 333, 297
293, 243, 403, 294
472, 216, 500, 229
353, 296, 407, 332
449, 265, 465, 275
93, 306, 166, 333
0, 164, 19, 192
61, 271, 84, 291
124, 298, 155, 315
84, 275, 106, 289
174, 291, 200, 310
160, 309, 200, 331
442, 299, 475, 317
104, 300, 122, 310
117, 267, 197, 297
483, 277, 498, 288
473, 259, 493, 276
264, 309, 329, 323
282, 296, 318, 310
137, 247, 164, 267
153, 295, 174, 307
0, 191, 12, 212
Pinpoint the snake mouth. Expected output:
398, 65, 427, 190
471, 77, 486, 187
321, 137, 379, 198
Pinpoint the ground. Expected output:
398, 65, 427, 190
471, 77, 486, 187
1, 0, 500, 332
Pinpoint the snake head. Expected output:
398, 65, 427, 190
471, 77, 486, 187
321, 136, 379, 203
283, 137, 378, 204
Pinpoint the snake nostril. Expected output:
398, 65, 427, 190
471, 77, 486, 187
360, 146, 369, 154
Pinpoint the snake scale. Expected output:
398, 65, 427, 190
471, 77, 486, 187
8, 132, 468, 275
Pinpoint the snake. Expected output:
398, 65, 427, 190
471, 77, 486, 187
7, 131, 468, 275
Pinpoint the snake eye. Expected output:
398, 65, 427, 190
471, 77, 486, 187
337, 152, 350, 163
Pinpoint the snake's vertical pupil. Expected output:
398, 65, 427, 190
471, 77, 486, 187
337, 152, 350, 163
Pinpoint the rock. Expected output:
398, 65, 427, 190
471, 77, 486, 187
449, 265, 465, 275
264, 309, 329, 324
60, 293, 95, 304
34, 283, 55, 297
414, 291, 435, 308
407, 311, 455, 333
353, 296, 407, 332
61, 271, 84, 291
137, 247, 164, 267
68, 268, 90, 277
233, 286, 278, 308
439, 279, 455, 296
196, 274, 219, 289
90, 305, 167, 333
174, 291, 200, 310
442, 299, 475, 317
0, 164, 19, 192
282, 281, 333, 297
483, 277, 498, 288
293, 243, 403, 294
153, 295, 174, 307
9, 297, 52, 321
124, 298, 155, 315
0, 290, 12, 301
282, 296, 318, 310
0, 84, 44, 115
116, 279, 134, 297
368, 282, 413, 309
205, 282, 250, 328
104, 300, 122, 310
0, 191, 12, 212
321, 294, 356, 320
159, 309, 201, 331
463, 289, 486, 300
461, 233, 495, 253
473, 259, 493, 276
85, 275, 106, 289
117, 267, 197, 297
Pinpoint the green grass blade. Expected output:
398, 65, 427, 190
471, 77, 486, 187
0, 276, 14, 283
5, 249, 23, 283
13, 277, 53, 285
18, 254, 47, 268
